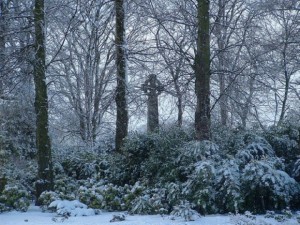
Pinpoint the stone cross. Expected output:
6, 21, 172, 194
142, 74, 164, 133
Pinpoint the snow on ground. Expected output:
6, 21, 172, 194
1, 205, 299, 225
0, 205, 230, 225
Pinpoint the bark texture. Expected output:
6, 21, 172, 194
115, 0, 128, 152
195, 0, 211, 140
33, 0, 54, 204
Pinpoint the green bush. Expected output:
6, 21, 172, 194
264, 125, 300, 173
78, 186, 104, 209
130, 187, 168, 215
215, 160, 242, 213
78, 181, 133, 211
0, 185, 31, 212
241, 159, 299, 213
170, 200, 200, 221
182, 159, 217, 214
54, 176, 78, 200
111, 126, 191, 185
38, 191, 61, 211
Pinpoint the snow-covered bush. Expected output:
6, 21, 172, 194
264, 125, 300, 166
0, 99, 36, 160
129, 185, 169, 215
78, 186, 104, 209
0, 184, 31, 212
264, 210, 275, 218
292, 159, 300, 182
131, 195, 153, 215
78, 181, 133, 211
177, 140, 220, 181
170, 200, 200, 221
131, 192, 168, 215
273, 208, 293, 222
165, 182, 182, 209
182, 159, 217, 214
215, 160, 242, 213
215, 129, 260, 156
236, 137, 275, 166
116, 127, 191, 185
0, 202, 10, 212
241, 159, 299, 213
230, 213, 272, 225
38, 191, 61, 211
178, 140, 220, 162
100, 183, 127, 211
49, 200, 99, 217
54, 176, 78, 200
105, 153, 128, 185
2, 159, 37, 195
60, 152, 100, 180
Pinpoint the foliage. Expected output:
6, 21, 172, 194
170, 200, 200, 221
58, 150, 101, 180
112, 126, 191, 185
292, 159, 300, 182
236, 137, 275, 166
130, 187, 168, 215
182, 159, 217, 214
0, 99, 36, 160
0, 157, 37, 196
45, 126, 300, 215
0, 185, 31, 212
78, 181, 133, 211
241, 159, 299, 213
230, 212, 272, 225
2, 124, 300, 216
177, 140, 220, 180
213, 128, 260, 156
215, 160, 242, 213
38, 191, 61, 211
54, 176, 78, 200
264, 124, 300, 171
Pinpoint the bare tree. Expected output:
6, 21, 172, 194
48, 0, 116, 146
264, 4, 300, 125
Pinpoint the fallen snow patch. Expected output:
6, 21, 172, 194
49, 200, 98, 217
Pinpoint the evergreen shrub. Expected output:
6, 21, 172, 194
0, 184, 31, 212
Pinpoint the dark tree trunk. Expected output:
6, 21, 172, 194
195, 0, 211, 140
0, 177, 7, 193
0, 0, 7, 94
115, 0, 128, 152
177, 95, 183, 127
0, 1, 6, 57
33, 0, 54, 204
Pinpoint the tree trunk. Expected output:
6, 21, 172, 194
177, 95, 183, 127
195, 0, 211, 140
33, 0, 54, 204
0, 0, 7, 94
278, 45, 289, 126
216, 0, 228, 126
115, 0, 128, 152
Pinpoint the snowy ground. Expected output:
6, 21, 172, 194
1, 205, 299, 225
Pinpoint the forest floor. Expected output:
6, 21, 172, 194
1, 205, 300, 225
